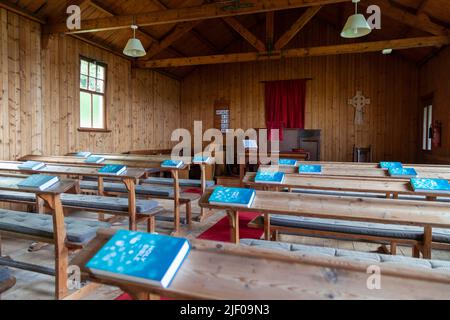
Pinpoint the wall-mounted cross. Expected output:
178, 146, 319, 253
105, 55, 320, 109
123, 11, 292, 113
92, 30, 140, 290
349, 91, 371, 126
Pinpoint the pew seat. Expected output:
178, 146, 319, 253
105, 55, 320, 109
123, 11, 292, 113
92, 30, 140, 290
141, 177, 215, 189
240, 239, 450, 270
0, 191, 161, 215
0, 209, 110, 244
250, 214, 450, 253
79, 181, 174, 197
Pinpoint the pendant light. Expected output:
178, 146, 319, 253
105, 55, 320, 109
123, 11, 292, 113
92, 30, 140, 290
341, 0, 372, 39
123, 22, 146, 58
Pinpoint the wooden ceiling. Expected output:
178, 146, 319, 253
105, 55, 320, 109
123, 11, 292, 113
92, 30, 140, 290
2, 0, 449, 78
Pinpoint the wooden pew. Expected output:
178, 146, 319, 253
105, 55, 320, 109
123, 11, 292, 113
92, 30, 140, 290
199, 189, 450, 259
20, 155, 201, 229
0, 161, 145, 231
295, 161, 450, 170
243, 172, 446, 200
260, 165, 450, 180
238, 150, 309, 185
66, 152, 214, 221
0, 177, 95, 299
69, 229, 450, 300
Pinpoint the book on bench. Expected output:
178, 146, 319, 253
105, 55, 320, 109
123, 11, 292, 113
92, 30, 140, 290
75, 151, 92, 158
255, 171, 285, 184
161, 160, 184, 169
410, 178, 450, 194
86, 230, 190, 288
18, 161, 46, 171
98, 165, 127, 175
243, 139, 258, 149
379, 162, 403, 170
193, 155, 211, 164
299, 164, 322, 174
277, 159, 298, 167
85, 156, 105, 164
209, 186, 256, 208
388, 167, 418, 178
18, 174, 60, 191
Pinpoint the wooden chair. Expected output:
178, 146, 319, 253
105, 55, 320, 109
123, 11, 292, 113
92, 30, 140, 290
353, 145, 372, 163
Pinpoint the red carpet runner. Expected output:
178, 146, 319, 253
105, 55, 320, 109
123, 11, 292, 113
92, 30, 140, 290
115, 195, 263, 300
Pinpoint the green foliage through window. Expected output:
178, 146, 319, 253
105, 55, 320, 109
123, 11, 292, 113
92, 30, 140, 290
79, 57, 106, 129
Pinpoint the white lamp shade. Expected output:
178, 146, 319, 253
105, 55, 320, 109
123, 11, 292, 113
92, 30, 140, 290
123, 38, 146, 57
340, 14, 372, 38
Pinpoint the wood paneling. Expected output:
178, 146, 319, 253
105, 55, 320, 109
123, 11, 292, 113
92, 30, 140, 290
1, 8, 180, 160
180, 22, 420, 163
419, 47, 450, 164
0, 8, 42, 160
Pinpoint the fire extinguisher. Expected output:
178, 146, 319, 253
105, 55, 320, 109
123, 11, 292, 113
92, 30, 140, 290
431, 120, 442, 148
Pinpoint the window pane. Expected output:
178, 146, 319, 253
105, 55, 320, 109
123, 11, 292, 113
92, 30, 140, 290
80, 75, 88, 89
423, 107, 427, 150
96, 80, 104, 93
88, 77, 96, 91
80, 92, 92, 128
89, 63, 97, 77
427, 105, 433, 150
97, 66, 105, 80
80, 60, 89, 75
92, 94, 104, 129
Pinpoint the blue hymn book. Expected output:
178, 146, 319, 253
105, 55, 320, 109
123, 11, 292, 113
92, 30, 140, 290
208, 186, 256, 208
18, 161, 46, 171
410, 178, 450, 194
161, 160, 184, 168
17, 175, 60, 191
255, 171, 285, 184
98, 165, 127, 175
75, 151, 92, 158
379, 162, 403, 169
193, 156, 211, 164
299, 165, 322, 174
85, 156, 105, 164
278, 159, 298, 166
86, 230, 190, 288
388, 167, 418, 178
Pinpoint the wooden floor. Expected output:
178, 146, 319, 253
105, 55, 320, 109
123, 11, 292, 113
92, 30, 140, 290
2, 198, 450, 300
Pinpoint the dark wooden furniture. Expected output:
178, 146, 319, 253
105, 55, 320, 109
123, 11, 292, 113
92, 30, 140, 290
353, 145, 373, 162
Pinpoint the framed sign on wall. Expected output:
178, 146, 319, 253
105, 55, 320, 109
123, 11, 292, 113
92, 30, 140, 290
214, 99, 230, 133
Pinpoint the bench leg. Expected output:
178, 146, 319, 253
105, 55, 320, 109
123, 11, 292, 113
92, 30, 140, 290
422, 226, 432, 259
390, 241, 397, 255
413, 245, 421, 258
227, 210, 240, 244
147, 216, 156, 233
185, 202, 192, 227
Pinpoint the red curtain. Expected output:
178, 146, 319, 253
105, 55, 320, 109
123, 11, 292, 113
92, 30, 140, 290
265, 79, 306, 140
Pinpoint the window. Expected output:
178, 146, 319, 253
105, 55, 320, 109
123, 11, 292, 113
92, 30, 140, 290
422, 104, 432, 151
79, 57, 106, 130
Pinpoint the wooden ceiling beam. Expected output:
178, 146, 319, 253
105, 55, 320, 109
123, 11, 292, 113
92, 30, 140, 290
145, 20, 202, 58
44, 0, 349, 34
363, 0, 447, 36
136, 35, 449, 68
265, 11, 274, 51
274, 6, 322, 50
0, 1, 46, 24
223, 16, 266, 52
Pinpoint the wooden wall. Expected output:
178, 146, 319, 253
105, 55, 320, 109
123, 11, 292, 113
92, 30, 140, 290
180, 20, 420, 163
41, 34, 181, 156
0, 8, 42, 160
419, 47, 450, 164
0, 8, 181, 160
